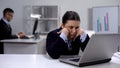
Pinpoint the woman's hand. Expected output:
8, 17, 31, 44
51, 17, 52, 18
57, 28, 70, 38
77, 28, 84, 36
73, 28, 84, 41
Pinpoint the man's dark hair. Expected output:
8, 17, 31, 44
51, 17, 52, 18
3, 8, 14, 16
62, 11, 80, 25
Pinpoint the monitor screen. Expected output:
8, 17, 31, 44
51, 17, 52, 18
32, 18, 38, 35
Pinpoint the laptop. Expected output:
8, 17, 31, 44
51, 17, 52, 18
59, 34, 120, 67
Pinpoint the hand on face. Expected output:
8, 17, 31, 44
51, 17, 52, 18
73, 28, 84, 41
57, 28, 70, 37
77, 28, 84, 36
57, 27, 85, 40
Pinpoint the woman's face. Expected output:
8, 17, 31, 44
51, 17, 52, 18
62, 20, 80, 39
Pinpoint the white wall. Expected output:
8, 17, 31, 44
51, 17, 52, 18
0, 0, 119, 34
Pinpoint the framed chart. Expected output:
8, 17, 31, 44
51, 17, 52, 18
93, 6, 119, 34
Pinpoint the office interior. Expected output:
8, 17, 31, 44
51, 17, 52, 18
0, 0, 120, 68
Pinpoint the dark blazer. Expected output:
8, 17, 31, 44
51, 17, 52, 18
0, 19, 18, 40
0, 19, 18, 54
46, 28, 90, 59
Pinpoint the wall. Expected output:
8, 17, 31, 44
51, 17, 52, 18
0, 0, 119, 34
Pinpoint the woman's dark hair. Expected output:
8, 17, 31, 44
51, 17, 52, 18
62, 11, 80, 25
3, 8, 14, 16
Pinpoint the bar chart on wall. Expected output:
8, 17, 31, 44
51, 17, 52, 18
93, 6, 118, 34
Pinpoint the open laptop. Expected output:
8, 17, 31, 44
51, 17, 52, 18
59, 34, 120, 67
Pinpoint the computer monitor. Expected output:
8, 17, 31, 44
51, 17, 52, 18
32, 18, 38, 35
30, 14, 41, 35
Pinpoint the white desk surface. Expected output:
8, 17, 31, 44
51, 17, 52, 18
0, 53, 120, 68
1, 38, 42, 43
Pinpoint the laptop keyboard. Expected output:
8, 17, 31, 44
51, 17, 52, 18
69, 58, 80, 62
20, 36, 30, 39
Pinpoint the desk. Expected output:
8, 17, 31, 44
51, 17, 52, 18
1, 38, 46, 54
0, 54, 120, 68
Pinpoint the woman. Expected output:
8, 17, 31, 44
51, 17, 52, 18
46, 11, 90, 59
